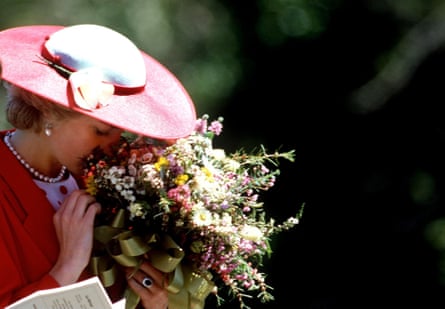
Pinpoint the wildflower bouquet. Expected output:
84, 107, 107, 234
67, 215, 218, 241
83, 114, 302, 309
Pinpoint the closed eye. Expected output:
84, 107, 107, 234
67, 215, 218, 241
95, 127, 114, 136
94, 122, 121, 137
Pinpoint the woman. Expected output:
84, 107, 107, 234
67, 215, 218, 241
0, 24, 197, 308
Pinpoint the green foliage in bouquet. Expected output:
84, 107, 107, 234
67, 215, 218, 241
83, 114, 303, 309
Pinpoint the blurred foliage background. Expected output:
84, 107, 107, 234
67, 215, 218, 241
3, 0, 445, 308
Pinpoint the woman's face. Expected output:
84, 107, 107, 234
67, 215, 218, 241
49, 114, 123, 176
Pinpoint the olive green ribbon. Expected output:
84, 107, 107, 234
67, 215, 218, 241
89, 209, 215, 309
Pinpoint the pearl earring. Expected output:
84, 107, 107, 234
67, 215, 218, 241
44, 123, 53, 136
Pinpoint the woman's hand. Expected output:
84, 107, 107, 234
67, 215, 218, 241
49, 189, 101, 285
125, 261, 169, 309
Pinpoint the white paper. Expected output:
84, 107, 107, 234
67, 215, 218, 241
5, 276, 126, 309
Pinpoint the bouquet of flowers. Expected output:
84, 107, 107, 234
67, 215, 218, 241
82, 114, 303, 309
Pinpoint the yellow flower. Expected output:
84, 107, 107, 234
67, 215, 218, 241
154, 156, 169, 171
85, 175, 97, 195
174, 174, 189, 186
201, 167, 214, 182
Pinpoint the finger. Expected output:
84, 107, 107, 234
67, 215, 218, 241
72, 192, 97, 217
83, 202, 101, 222
125, 268, 169, 309
125, 267, 157, 290
139, 260, 169, 288
127, 273, 155, 293
58, 190, 91, 213
139, 260, 163, 280
54, 190, 99, 227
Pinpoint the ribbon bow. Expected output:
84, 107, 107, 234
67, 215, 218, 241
89, 209, 215, 309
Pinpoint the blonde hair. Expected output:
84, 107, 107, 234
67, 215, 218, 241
3, 81, 78, 133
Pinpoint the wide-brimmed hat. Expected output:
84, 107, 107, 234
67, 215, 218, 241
0, 24, 197, 139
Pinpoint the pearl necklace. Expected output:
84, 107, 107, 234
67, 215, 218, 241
3, 131, 67, 183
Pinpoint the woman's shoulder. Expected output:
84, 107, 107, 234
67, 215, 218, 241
0, 130, 17, 165
0, 129, 35, 190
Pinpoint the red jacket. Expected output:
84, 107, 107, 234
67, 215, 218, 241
0, 130, 61, 307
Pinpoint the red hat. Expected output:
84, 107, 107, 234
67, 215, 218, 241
0, 24, 197, 139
